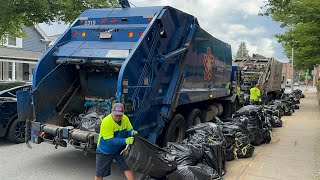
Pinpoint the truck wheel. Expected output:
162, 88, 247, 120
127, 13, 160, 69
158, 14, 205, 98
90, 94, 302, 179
7, 119, 26, 143
164, 114, 186, 145
186, 109, 202, 129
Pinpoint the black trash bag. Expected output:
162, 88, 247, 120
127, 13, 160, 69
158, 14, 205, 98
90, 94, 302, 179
165, 143, 202, 167
167, 163, 222, 180
86, 105, 107, 116
246, 123, 263, 145
262, 128, 271, 144
79, 112, 101, 132
247, 115, 263, 128
235, 131, 250, 145
273, 116, 282, 127
202, 142, 226, 176
284, 106, 293, 116
268, 115, 276, 127
220, 127, 235, 147
140, 175, 166, 180
184, 123, 225, 146
235, 144, 255, 158
234, 105, 261, 117
225, 145, 235, 161
301, 94, 305, 98
186, 123, 225, 140
232, 116, 250, 127
79, 105, 108, 132
250, 129, 264, 146
123, 136, 177, 178
217, 122, 250, 147
295, 104, 300, 109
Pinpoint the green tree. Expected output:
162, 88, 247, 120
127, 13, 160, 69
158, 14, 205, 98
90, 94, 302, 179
235, 41, 249, 58
260, 0, 320, 70
0, 0, 118, 41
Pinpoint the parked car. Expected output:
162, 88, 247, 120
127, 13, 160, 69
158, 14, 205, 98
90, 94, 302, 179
294, 82, 299, 86
0, 85, 31, 143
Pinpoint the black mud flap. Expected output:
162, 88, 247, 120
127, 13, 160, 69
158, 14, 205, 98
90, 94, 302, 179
17, 90, 33, 122
17, 90, 33, 148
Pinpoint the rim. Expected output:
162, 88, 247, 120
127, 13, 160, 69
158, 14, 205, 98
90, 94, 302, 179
14, 121, 26, 141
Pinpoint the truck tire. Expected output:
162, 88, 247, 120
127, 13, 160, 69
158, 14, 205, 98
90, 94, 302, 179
163, 114, 186, 145
186, 109, 202, 129
7, 119, 26, 143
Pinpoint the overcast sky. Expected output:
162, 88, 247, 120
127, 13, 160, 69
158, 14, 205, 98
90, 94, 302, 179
39, 0, 288, 62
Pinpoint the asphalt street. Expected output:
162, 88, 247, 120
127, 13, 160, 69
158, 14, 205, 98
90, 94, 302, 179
0, 139, 140, 180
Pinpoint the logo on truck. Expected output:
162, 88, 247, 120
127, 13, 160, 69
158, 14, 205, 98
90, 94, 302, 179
204, 47, 214, 80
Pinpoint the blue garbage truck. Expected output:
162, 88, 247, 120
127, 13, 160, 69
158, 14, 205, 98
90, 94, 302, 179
17, 0, 240, 150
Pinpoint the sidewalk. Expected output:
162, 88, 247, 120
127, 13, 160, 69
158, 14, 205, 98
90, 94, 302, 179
224, 90, 320, 180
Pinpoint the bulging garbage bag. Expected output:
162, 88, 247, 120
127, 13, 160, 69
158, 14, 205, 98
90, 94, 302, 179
202, 142, 226, 176
123, 136, 177, 178
165, 143, 202, 167
167, 163, 222, 180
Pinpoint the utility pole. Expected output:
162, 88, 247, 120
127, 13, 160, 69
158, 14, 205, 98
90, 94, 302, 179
291, 47, 294, 92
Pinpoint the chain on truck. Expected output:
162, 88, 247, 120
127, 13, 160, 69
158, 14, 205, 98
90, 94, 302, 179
17, 0, 242, 151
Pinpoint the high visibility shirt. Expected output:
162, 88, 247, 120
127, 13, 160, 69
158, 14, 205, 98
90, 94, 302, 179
250, 87, 261, 102
97, 114, 133, 154
226, 82, 231, 95
236, 86, 241, 97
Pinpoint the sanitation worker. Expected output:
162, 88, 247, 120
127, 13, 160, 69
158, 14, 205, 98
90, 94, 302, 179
95, 103, 138, 180
250, 84, 262, 105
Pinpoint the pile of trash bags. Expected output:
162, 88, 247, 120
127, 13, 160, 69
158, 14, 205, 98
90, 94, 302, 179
268, 90, 303, 116
122, 90, 306, 179
123, 123, 226, 180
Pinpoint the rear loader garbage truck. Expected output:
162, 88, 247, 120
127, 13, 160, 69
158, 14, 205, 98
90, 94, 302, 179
234, 54, 284, 104
17, 0, 240, 150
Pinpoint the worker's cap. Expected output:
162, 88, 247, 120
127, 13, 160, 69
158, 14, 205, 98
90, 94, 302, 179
112, 103, 124, 116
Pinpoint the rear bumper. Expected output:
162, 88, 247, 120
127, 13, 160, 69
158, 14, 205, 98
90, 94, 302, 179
30, 121, 98, 149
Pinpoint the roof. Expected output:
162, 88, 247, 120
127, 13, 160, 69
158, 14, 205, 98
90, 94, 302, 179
34, 24, 50, 42
48, 34, 62, 47
0, 47, 42, 63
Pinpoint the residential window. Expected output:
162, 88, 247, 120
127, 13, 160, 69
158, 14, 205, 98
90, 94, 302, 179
8, 37, 16, 46
4, 36, 22, 48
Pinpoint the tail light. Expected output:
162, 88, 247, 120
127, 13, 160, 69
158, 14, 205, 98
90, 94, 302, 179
128, 32, 134, 38
111, 18, 118, 23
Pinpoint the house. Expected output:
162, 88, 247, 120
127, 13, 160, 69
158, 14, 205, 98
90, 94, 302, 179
0, 25, 51, 82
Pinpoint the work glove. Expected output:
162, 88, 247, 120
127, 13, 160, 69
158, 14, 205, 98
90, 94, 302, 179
130, 130, 138, 137
125, 137, 134, 145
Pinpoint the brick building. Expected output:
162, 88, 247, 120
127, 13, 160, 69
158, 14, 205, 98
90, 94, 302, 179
282, 62, 293, 79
